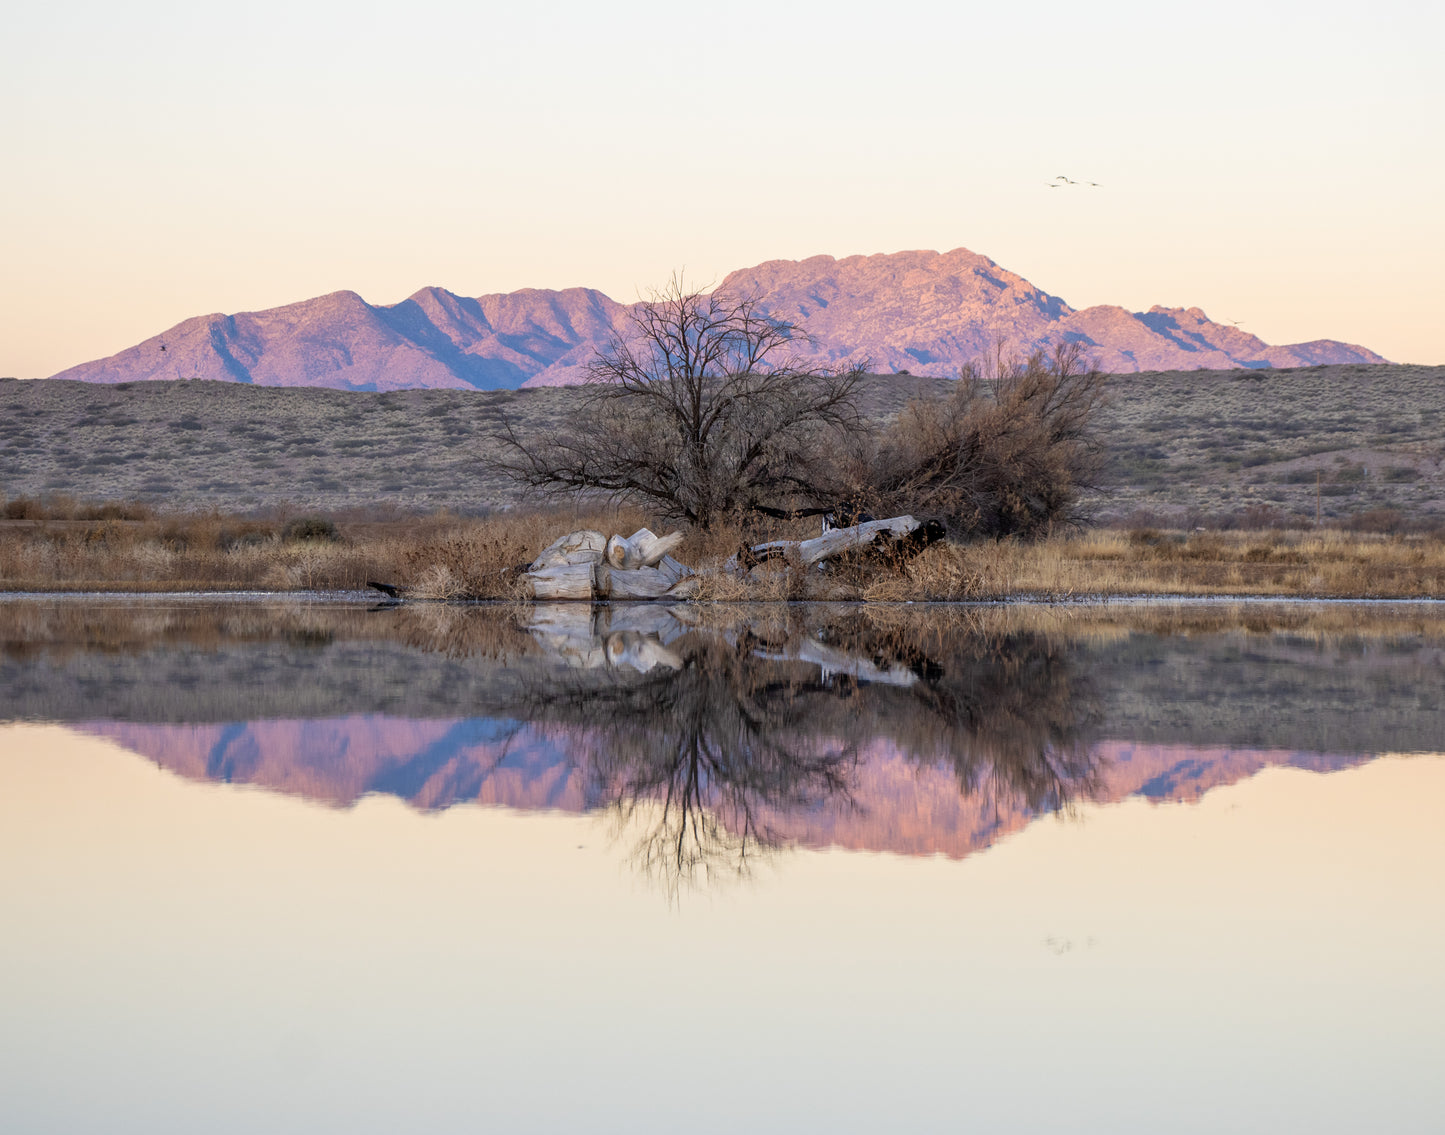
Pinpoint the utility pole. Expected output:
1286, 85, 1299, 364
1316, 470, 1321, 526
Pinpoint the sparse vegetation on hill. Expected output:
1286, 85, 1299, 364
2, 364, 1440, 525
1, 360, 1443, 598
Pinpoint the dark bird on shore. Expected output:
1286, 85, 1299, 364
159, 344, 167, 351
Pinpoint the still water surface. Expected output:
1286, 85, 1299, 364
1, 598, 1443, 1133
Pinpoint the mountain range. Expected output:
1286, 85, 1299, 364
49, 248, 1387, 390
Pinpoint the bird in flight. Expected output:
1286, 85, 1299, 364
1228, 319, 1245, 326
1049, 175, 1101, 188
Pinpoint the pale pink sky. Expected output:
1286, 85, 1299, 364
2, 0, 1441, 377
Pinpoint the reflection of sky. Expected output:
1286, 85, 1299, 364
2, 724, 1441, 1133
2, 1, 1441, 375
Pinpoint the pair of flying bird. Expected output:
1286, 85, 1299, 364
1049, 175, 1100, 188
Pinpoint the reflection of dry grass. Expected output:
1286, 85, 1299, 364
0, 598, 539, 663
676, 595, 1445, 645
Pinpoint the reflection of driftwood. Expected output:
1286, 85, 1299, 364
523, 527, 695, 601
754, 639, 919, 687
526, 602, 692, 671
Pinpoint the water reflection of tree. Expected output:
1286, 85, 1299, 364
510, 636, 858, 894
815, 615, 1103, 816
504, 609, 1101, 894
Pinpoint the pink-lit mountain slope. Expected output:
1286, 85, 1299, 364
50, 286, 630, 392
49, 249, 1386, 390
717, 250, 1388, 377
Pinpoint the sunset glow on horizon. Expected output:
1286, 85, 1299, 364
2, 0, 1441, 377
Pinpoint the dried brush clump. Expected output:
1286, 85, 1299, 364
856, 342, 1106, 540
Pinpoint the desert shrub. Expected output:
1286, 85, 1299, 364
3, 496, 44, 519
282, 516, 342, 543
1242, 450, 1282, 468
78, 500, 153, 521
861, 342, 1106, 539
217, 523, 276, 550
1345, 509, 1406, 534
1381, 465, 1421, 483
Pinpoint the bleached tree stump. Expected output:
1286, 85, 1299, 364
523, 528, 694, 600
523, 561, 597, 600
530, 530, 608, 570
605, 528, 685, 570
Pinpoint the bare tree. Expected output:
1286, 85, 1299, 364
494, 276, 866, 528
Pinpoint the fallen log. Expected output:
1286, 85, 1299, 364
745, 515, 929, 569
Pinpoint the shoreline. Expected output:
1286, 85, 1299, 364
2, 507, 1443, 603
3, 588, 1444, 606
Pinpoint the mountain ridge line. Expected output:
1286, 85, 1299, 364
46, 247, 1387, 390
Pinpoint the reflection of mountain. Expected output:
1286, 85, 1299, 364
8, 599, 1440, 868
74, 717, 1369, 860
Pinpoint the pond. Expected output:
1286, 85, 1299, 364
2, 597, 1443, 1133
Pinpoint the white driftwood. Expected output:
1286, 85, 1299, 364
749, 515, 921, 568
523, 561, 597, 600
597, 562, 691, 600
605, 527, 685, 571
525, 528, 695, 601
530, 529, 607, 571
604, 632, 684, 673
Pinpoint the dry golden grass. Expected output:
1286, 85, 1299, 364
2, 505, 1443, 599
0, 504, 650, 597
945, 528, 1445, 599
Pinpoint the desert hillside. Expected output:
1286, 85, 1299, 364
2, 364, 1441, 524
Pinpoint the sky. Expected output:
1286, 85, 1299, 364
2, 0, 1441, 378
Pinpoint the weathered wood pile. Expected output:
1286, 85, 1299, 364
520, 515, 944, 601
521, 527, 697, 601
